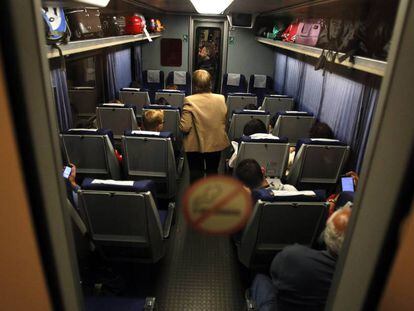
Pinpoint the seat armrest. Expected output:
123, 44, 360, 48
163, 202, 175, 239
177, 156, 185, 177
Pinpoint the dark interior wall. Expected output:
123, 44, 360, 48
142, 14, 190, 73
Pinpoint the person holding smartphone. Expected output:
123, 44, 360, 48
63, 164, 81, 207
327, 171, 359, 215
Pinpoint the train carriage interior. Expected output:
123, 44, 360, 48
1, 0, 414, 310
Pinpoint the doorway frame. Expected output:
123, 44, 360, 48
189, 16, 229, 93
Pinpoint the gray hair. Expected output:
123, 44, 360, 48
323, 206, 351, 255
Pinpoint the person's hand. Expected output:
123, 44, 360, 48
68, 163, 78, 188
345, 171, 359, 188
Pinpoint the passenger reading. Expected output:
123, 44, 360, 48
183, 176, 252, 235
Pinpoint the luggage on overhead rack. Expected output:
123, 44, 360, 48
125, 13, 146, 35
66, 8, 103, 40
41, 6, 70, 45
101, 14, 126, 37
281, 20, 300, 43
155, 19, 165, 32
295, 19, 323, 47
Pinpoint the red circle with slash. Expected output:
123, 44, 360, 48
182, 175, 253, 235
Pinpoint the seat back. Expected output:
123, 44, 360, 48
68, 86, 97, 115
287, 139, 350, 188
248, 74, 274, 105
272, 112, 315, 144
119, 88, 151, 117
236, 137, 289, 178
78, 179, 165, 262
61, 129, 121, 179
166, 71, 191, 95
96, 104, 138, 139
260, 95, 294, 115
228, 110, 270, 141
122, 131, 177, 199
143, 70, 165, 103
238, 190, 327, 268
222, 73, 247, 97
226, 93, 258, 120
155, 90, 185, 109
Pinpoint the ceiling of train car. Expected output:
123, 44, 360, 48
119, 0, 318, 14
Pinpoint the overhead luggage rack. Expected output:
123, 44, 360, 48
256, 37, 387, 77
46, 33, 161, 59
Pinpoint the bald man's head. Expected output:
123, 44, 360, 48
193, 69, 212, 94
323, 206, 352, 256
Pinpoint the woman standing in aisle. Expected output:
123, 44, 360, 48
180, 69, 229, 183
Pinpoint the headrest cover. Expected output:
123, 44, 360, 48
277, 111, 313, 117
253, 74, 267, 88
68, 128, 98, 132
82, 178, 156, 195
241, 134, 288, 144
121, 87, 141, 92
173, 71, 187, 85
147, 70, 161, 83
228, 92, 256, 97
125, 130, 173, 139
234, 109, 269, 115
157, 89, 184, 94
227, 73, 241, 86
144, 105, 179, 111
300, 138, 347, 146
267, 94, 290, 98
253, 188, 326, 202
102, 103, 125, 107
65, 128, 114, 144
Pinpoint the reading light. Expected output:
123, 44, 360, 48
190, 0, 234, 14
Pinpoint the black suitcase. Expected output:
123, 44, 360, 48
66, 8, 103, 40
101, 14, 126, 36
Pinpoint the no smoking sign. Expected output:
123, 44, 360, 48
183, 176, 253, 235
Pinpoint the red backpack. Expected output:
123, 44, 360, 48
282, 21, 300, 43
125, 14, 145, 35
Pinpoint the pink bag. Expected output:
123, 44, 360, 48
295, 19, 323, 47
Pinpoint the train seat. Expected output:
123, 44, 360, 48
79, 178, 174, 262
260, 95, 295, 116
142, 105, 182, 144
248, 74, 274, 106
166, 71, 191, 95
237, 188, 327, 268
155, 90, 185, 109
122, 130, 177, 200
96, 104, 138, 140
271, 111, 315, 145
235, 136, 290, 179
85, 296, 156, 311
226, 93, 258, 120
119, 88, 151, 117
61, 128, 121, 180
142, 70, 165, 103
222, 73, 247, 97
287, 138, 351, 189
228, 110, 270, 141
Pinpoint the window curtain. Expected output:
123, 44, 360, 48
273, 51, 381, 171
133, 44, 143, 85
106, 48, 132, 100
50, 66, 73, 132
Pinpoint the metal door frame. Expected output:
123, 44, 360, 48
189, 16, 229, 92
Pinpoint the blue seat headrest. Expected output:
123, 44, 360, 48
143, 105, 180, 111
240, 135, 288, 144
82, 178, 156, 197
234, 110, 270, 116
64, 128, 115, 146
276, 111, 313, 117
124, 130, 173, 139
295, 138, 348, 152
253, 188, 326, 202
227, 92, 256, 97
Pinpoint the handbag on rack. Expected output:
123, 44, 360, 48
66, 8, 103, 40
295, 19, 323, 47
125, 14, 146, 35
101, 14, 126, 37
41, 6, 70, 45
281, 21, 300, 42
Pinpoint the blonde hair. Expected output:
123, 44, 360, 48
192, 69, 211, 94
143, 110, 164, 131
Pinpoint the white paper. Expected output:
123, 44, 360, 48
131, 130, 161, 136
310, 138, 340, 142
122, 87, 141, 92
243, 109, 267, 113
102, 103, 125, 107
68, 128, 98, 132
271, 190, 316, 196
285, 111, 307, 114
91, 179, 134, 186
250, 133, 279, 140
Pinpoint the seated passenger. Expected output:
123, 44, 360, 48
228, 119, 278, 168
244, 103, 258, 110
64, 164, 81, 208
142, 109, 165, 132
166, 84, 178, 90
154, 97, 170, 106
235, 159, 297, 192
327, 171, 358, 216
249, 205, 352, 311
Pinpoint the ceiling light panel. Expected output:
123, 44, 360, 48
190, 0, 234, 14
